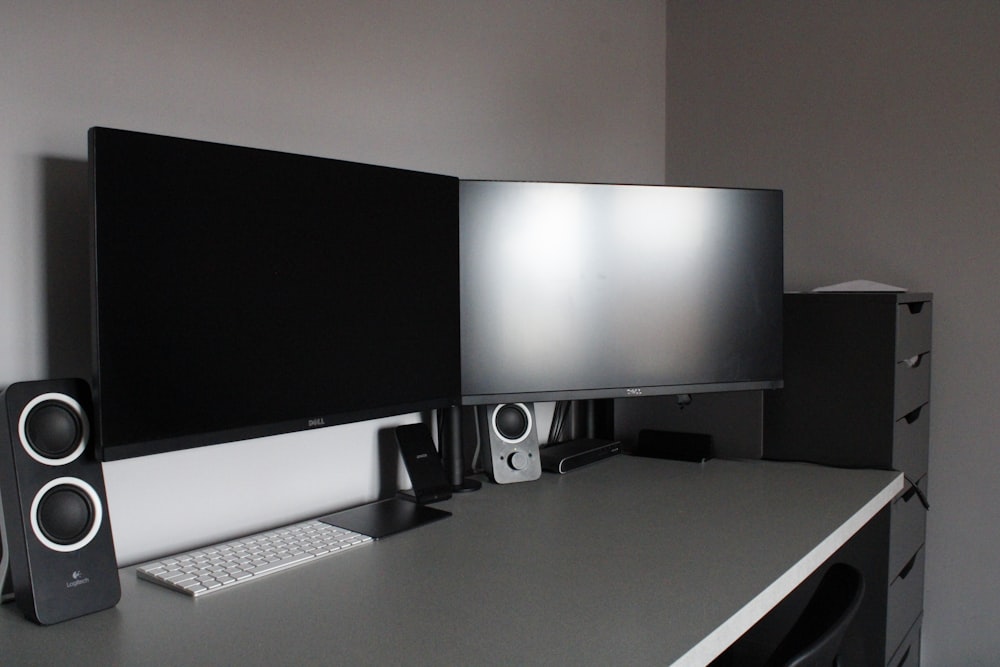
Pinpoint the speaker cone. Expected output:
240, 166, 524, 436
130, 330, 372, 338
25, 401, 83, 459
37, 485, 94, 545
17, 393, 88, 465
29, 478, 104, 552
492, 403, 532, 443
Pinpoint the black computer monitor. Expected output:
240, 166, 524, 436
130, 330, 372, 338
89, 128, 460, 461
459, 181, 783, 406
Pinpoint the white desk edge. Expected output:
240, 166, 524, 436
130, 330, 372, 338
673, 471, 905, 666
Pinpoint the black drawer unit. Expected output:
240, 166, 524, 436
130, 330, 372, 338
763, 291, 932, 665
888, 614, 922, 667
889, 479, 927, 581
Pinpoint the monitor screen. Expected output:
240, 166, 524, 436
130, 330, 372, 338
90, 128, 460, 460
459, 181, 783, 405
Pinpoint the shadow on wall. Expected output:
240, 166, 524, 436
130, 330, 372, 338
42, 157, 91, 382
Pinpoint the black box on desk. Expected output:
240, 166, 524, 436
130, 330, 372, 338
632, 429, 713, 462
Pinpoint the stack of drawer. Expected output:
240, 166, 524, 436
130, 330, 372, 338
763, 291, 931, 666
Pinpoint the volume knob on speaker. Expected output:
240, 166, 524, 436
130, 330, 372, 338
507, 450, 530, 471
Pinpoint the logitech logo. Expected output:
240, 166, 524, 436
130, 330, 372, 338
66, 570, 91, 588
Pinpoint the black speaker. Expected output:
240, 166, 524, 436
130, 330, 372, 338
0, 379, 120, 624
477, 403, 541, 484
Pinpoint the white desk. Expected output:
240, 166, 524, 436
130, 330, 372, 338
0, 456, 901, 666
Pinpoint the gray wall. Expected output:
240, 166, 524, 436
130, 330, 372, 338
0, 1, 665, 565
663, 2, 1000, 664
4, 2, 986, 663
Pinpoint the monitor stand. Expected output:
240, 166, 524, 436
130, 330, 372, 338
319, 498, 451, 539
440, 407, 481, 493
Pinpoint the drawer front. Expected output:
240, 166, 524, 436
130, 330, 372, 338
887, 547, 925, 657
894, 353, 931, 420
896, 300, 932, 361
890, 478, 927, 578
894, 404, 930, 481
887, 615, 922, 667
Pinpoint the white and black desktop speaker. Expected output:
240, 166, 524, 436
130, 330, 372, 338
0, 378, 120, 624
477, 403, 541, 484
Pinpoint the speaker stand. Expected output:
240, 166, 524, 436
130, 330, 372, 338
1, 509, 10, 602
1, 563, 12, 603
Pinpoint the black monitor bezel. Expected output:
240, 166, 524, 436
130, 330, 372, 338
89, 127, 461, 461
457, 180, 784, 407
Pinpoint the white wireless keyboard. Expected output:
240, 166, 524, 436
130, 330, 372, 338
136, 518, 373, 596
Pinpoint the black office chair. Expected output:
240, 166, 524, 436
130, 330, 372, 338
764, 562, 865, 667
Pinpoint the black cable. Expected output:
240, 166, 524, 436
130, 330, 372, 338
761, 456, 930, 510
903, 474, 930, 510
470, 406, 483, 473
547, 400, 569, 445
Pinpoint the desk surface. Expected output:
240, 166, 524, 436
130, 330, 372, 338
0, 457, 901, 666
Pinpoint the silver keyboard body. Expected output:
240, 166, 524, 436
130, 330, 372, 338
136, 519, 372, 596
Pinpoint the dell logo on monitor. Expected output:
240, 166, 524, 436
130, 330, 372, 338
308, 418, 326, 427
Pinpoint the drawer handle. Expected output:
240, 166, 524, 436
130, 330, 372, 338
898, 552, 918, 580
902, 353, 927, 368
903, 405, 924, 424
905, 301, 925, 315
